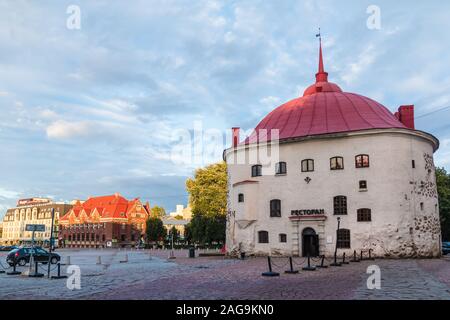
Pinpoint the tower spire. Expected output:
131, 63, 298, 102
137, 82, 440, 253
315, 28, 328, 83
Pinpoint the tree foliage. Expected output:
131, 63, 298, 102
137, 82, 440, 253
151, 205, 167, 218
185, 162, 227, 245
187, 214, 226, 244
145, 217, 167, 243
186, 162, 227, 217
168, 226, 180, 242
437, 167, 450, 241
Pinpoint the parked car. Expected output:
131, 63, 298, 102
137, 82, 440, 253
443, 242, 450, 255
0, 245, 18, 252
6, 247, 60, 266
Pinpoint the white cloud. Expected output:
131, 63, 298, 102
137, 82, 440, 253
341, 45, 378, 85
46, 120, 92, 140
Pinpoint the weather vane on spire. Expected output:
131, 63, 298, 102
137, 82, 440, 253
316, 27, 321, 42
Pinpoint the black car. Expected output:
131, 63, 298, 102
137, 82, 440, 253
0, 245, 18, 252
6, 247, 60, 266
443, 242, 450, 255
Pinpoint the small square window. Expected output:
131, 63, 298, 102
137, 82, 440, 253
238, 193, 244, 203
359, 180, 367, 189
279, 234, 287, 243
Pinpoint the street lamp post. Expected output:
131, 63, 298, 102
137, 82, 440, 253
330, 216, 342, 267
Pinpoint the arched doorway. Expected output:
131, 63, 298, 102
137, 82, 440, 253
302, 227, 319, 257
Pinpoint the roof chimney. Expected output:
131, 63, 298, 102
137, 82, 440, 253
396, 105, 415, 129
232, 127, 240, 148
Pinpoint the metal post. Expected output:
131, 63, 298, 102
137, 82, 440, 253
303, 253, 316, 271
330, 217, 342, 266
7, 261, 21, 275
316, 255, 328, 268
368, 249, 374, 260
342, 252, 349, 264
285, 256, 298, 274
360, 250, 364, 261
47, 208, 55, 278
29, 260, 44, 278
262, 256, 280, 277
51, 263, 67, 279
351, 250, 360, 262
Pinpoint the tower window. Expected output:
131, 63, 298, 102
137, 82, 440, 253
330, 157, 344, 170
412, 160, 416, 169
337, 229, 351, 248
270, 199, 281, 217
355, 154, 370, 168
420, 202, 424, 211
357, 208, 372, 222
275, 162, 287, 175
333, 196, 347, 215
301, 159, 314, 172
238, 193, 244, 203
251, 165, 262, 177
258, 231, 269, 243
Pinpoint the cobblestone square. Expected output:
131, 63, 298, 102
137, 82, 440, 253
1, 249, 450, 300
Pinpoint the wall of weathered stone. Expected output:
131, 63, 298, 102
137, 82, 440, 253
225, 128, 440, 258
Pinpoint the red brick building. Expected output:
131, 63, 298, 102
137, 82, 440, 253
59, 193, 150, 248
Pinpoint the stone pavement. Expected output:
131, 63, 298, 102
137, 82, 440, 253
0, 249, 449, 300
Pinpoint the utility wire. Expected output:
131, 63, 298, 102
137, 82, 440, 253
415, 105, 450, 119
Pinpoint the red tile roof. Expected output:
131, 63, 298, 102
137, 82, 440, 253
244, 40, 408, 144
60, 193, 150, 223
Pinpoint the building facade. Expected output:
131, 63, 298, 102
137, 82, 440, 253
224, 41, 440, 258
1, 198, 73, 246
163, 204, 192, 238
59, 193, 150, 248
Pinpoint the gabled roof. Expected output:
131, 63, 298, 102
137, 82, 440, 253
60, 193, 150, 223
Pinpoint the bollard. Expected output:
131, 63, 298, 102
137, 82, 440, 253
368, 249, 375, 260
316, 255, 328, 268
29, 260, 44, 278
120, 253, 129, 263
350, 250, 360, 263
51, 263, 68, 279
330, 252, 342, 267
360, 250, 364, 261
342, 252, 349, 264
285, 257, 298, 274
6, 262, 21, 275
302, 254, 316, 271
96, 256, 102, 265
262, 256, 280, 277
168, 250, 176, 260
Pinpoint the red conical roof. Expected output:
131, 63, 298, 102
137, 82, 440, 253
244, 40, 406, 144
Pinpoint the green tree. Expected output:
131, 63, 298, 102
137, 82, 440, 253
437, 167, 450, 241
185, 162, 228, 246
169, 226, 180, 243
186, 162, 227, 217
145, 217, 167, 244
151, 205, 166, 218
187, 210, 226, 245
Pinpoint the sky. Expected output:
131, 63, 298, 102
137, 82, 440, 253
1, 0, 450, 217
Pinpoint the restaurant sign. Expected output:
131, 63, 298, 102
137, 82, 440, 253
291, 209, 325, 216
